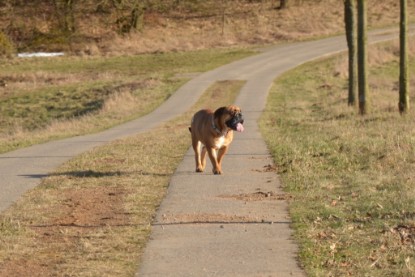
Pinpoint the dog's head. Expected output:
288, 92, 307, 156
214, 105, 244, 132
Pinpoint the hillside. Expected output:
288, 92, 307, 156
0, 0, 413, 55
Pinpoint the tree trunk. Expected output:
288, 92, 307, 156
280, 0, 288, 9
399, 0, 409, 114
357, 0, 368, 115
221, 0, 226, 36
112, 0, 146, 33
344, 0, 356, 106
52, 0, 77, 33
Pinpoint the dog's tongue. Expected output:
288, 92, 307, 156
236, 122, 244, 132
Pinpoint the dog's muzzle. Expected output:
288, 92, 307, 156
226, 113, 244, 132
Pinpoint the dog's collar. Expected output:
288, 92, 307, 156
212, 118, 228, 137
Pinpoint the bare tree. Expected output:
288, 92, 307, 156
279, 0, 288, 9
344, 0, 356, 106
357, 0, 369, 115
399, 0, 409, 113
52, 0, 77, 33
112, 0, 147, 33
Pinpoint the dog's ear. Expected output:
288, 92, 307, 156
214, 107, 227, 118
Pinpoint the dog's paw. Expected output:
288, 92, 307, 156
212, 168, 222, 175
196, 167, 204, 173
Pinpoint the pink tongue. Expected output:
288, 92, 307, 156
236, 122, 244, 132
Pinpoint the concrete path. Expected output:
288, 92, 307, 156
0, 26, 410, 275
135, 118, 306, 276
135, 28, 412, 276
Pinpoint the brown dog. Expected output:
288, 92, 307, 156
189, 105, 244, 175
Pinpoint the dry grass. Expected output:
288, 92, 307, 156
99, 0, 414, 55
2, 0, 412, 55
334, 41, 415, 78
0, 49, 253, 153
260, 42, 415, 276
0, 80, 245, 276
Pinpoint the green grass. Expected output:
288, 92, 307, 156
0, 48, 254, 153
260, 52, 415, 276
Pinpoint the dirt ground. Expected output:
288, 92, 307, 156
0, 186, 130, 276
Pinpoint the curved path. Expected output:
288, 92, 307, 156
0, 27, 411, 275
0, 28, 405, 212
135, 28, 413, 276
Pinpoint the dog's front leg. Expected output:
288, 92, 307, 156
217, 146, 228, 168
207, 147, 222, 175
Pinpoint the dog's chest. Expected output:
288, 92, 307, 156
214, 136, 226, 149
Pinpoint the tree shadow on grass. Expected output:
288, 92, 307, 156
19, 170, 170, 179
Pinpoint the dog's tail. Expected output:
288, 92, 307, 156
188, 116, 194, 132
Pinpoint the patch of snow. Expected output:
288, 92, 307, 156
17, 52, 64, 58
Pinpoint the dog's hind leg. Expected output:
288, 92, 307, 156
193, 140, 204, 172
200, 146, 207, 171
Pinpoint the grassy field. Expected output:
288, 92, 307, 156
2, 39, 413, 276
0, 48, 254, 153
0, 80, 244, 276
260, 43, 415, 276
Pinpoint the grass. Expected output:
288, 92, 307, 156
260, 44, 415, 276
2, 0, 413, 55
0, 79, 245, 276
0, 48, 254, 153
104, 0, 415, 55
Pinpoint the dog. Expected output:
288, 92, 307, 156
189, 105, 244, 175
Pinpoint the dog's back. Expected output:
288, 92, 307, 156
189, 109, 213, 137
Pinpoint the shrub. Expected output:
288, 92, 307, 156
0, 32, 15, 57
